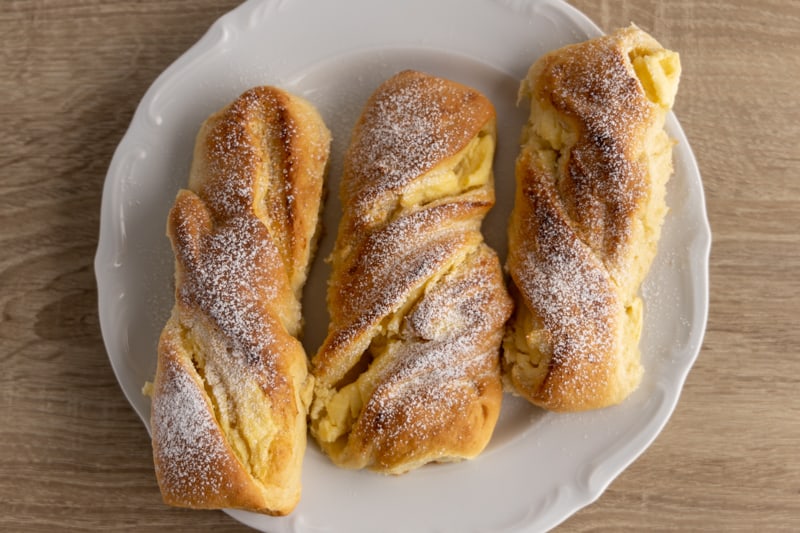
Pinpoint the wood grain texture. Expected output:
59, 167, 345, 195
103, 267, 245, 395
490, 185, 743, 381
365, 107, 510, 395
1, 0, 798, 531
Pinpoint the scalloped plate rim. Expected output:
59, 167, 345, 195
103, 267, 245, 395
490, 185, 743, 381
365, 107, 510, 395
94, 0, 711, 531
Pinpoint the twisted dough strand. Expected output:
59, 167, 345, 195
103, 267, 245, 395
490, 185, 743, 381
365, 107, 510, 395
310, 71, 512, 474
150, 87, 330, 514
504, 26, 681, 411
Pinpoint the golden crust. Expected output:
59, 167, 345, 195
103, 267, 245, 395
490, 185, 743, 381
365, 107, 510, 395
504, 26, 681, 411
150, 86, 330, 514
340, 70, 497, 231
310, 71, 511, 474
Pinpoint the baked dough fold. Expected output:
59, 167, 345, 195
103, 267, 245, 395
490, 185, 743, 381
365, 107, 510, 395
504, 26, 681, 411
310, 71, 512, 474
150, 87, 330, 514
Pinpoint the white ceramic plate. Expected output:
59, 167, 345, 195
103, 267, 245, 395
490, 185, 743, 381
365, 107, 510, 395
95, 0, 711, 531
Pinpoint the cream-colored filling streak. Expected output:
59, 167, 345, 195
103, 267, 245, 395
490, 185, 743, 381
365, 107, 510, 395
507, 44, 679, 395
312, 132, 495, 444
179, 323, 279, 486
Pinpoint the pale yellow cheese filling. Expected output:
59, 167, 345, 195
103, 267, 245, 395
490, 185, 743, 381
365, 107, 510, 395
313, 130, 495, 444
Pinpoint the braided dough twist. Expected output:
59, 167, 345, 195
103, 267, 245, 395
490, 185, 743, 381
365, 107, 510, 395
504, 26, 681, 411
150, 87, 330, 514
309, 71, 512, 474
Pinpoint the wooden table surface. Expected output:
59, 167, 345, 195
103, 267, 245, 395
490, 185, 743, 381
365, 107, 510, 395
2, 0, 798, 531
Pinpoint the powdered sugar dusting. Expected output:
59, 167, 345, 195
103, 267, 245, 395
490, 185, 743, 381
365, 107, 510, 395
177, 213, 280, 382
338, 204, 471, 323
506, 29, 669, 406
358, 251, 509, 451
172, 87, 312, 388
344, 71, 489, 219
406, 253, 506, 342
151, 86, 329, 510
198, 86, 329, 301
348, 76, 450, 193
362, 336, 482, 444
318, 213, 471, 384
152, 357, 233, 499
542, 34, 651, 264
517, 193, 616, 369
311, 72, 509, 470
201, 93, 261, 221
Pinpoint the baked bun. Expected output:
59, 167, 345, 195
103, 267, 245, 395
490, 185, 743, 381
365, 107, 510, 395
309, 71, 512, 474
504, 26, 681, 411
150, 87, 330, 514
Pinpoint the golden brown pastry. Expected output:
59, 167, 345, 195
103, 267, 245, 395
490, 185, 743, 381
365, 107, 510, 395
149, 86, 330, 514
504, 26, 681, 411
309, 70, 512, 474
